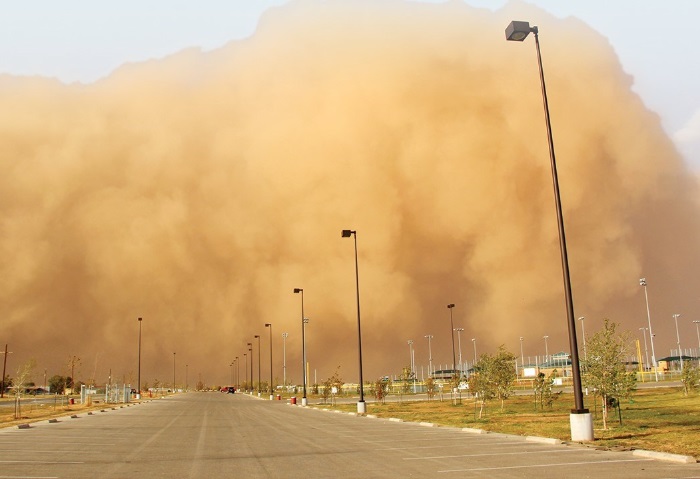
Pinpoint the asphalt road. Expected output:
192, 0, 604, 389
0, 392, 697, 478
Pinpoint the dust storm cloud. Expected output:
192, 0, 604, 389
1, 0, 699, 386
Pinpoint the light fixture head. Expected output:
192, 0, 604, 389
293, 288, 302, 293
341, 229, 354, 237
265, 323, 271, 327
639, 278, 646, 286
447, 303, 455, 308
505, 20, 535, 41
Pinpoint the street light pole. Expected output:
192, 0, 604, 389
137, 317, 142, 398
472, 338, 477, 364
673, 314, 683, 371
455, 328, 464, 376
282, 332, 289, 387
447, 304, 457, 372
505, 20, 591, 441
519, 336, 525, 373
407, 340, 415, 393
578, 317, 587, 361
693, 321, 700, 358
293, 288, 308, 406
342, 229, 366, 414
247, 343, 253, 393
543, 335, 549, 360
639, 278, 659, 382
254, 335, 261, 396
172, 352, 176, 394
265, 323, 273, 399
244, 353, 248, 390
639, 328, 650, 371
235, 357, 239, 388
424, 335, 434, 376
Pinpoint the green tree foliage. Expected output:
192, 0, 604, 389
322, 367, 344, 405
492, 346, 517, 411
681, 365, 699, 396
582, 318, 637, 429
467, 346, 517, 418
424, 377, 436, 400
48, 375, 66, 394
373, 377, 390, 404
399, 367, 413, 401
533, 371, 561, 410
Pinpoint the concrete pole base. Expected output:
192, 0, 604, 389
570, 412, 594, 441
301, 397, 308, 406
269, 395, 274, 400
357, 400, 366, 414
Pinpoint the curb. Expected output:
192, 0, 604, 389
526, 436, 562, 445
462, 427, 486, 434
419, 422, 436, 427
632, 449, 696, 464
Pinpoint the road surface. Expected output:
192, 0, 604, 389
0, 392, 697, 478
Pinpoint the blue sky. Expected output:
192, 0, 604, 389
1, 0, 698, 168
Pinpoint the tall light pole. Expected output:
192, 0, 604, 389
244, 353, 248, 390
455, 328, 464, 375
282, 332, 289, 387
247, 342, 253, 392
407, 340, 415, 393
342, 229, 366, 414
172, 352, 176, 394
254, 335, 261, 396
265, 323, 273, 399
639, 328, 650, 371
673, 314, 683, 371
506, 20, 591, 440
639, 278, 659, 382
578, 317, 587, 361
137, 317, 142, 398
293, 288, 308, 406
471, 338, 477, 364
185, 364, 188, 392
447, 304, 457, 372
693, 321, 700, 357
543, 335, 549, 360
519, 336, 525, 372
235, 357, 239, 388
229, 362, 234, 386
424, 335, 434, 376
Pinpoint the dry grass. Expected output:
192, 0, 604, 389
0, 397, 131, 428
323, 387, 700, 459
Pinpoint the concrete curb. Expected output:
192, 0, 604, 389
419, 422, 436, 427
526, 436, 562, 445
632, 449, 696, 464
388, 418, 403, 423
462, 427, 486, 434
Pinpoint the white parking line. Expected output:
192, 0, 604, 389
380, 441, 542, 451
438, 458, 655, 473
404, 448, 573, 460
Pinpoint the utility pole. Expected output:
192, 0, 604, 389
1, 344, 12, 398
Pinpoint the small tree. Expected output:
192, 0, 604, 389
13, 359, 36, 419
468, 354, 496, 419
492, 346, 517, 411
681, 366, 699, 396
398, 367, 413, 403
373, 378, 390, 404
322, 367, 344, 405
534, 371, 561, 410
582, 318, 637, 429
424, 377, 436, 400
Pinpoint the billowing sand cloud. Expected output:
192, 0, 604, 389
1, 0, 698, 387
